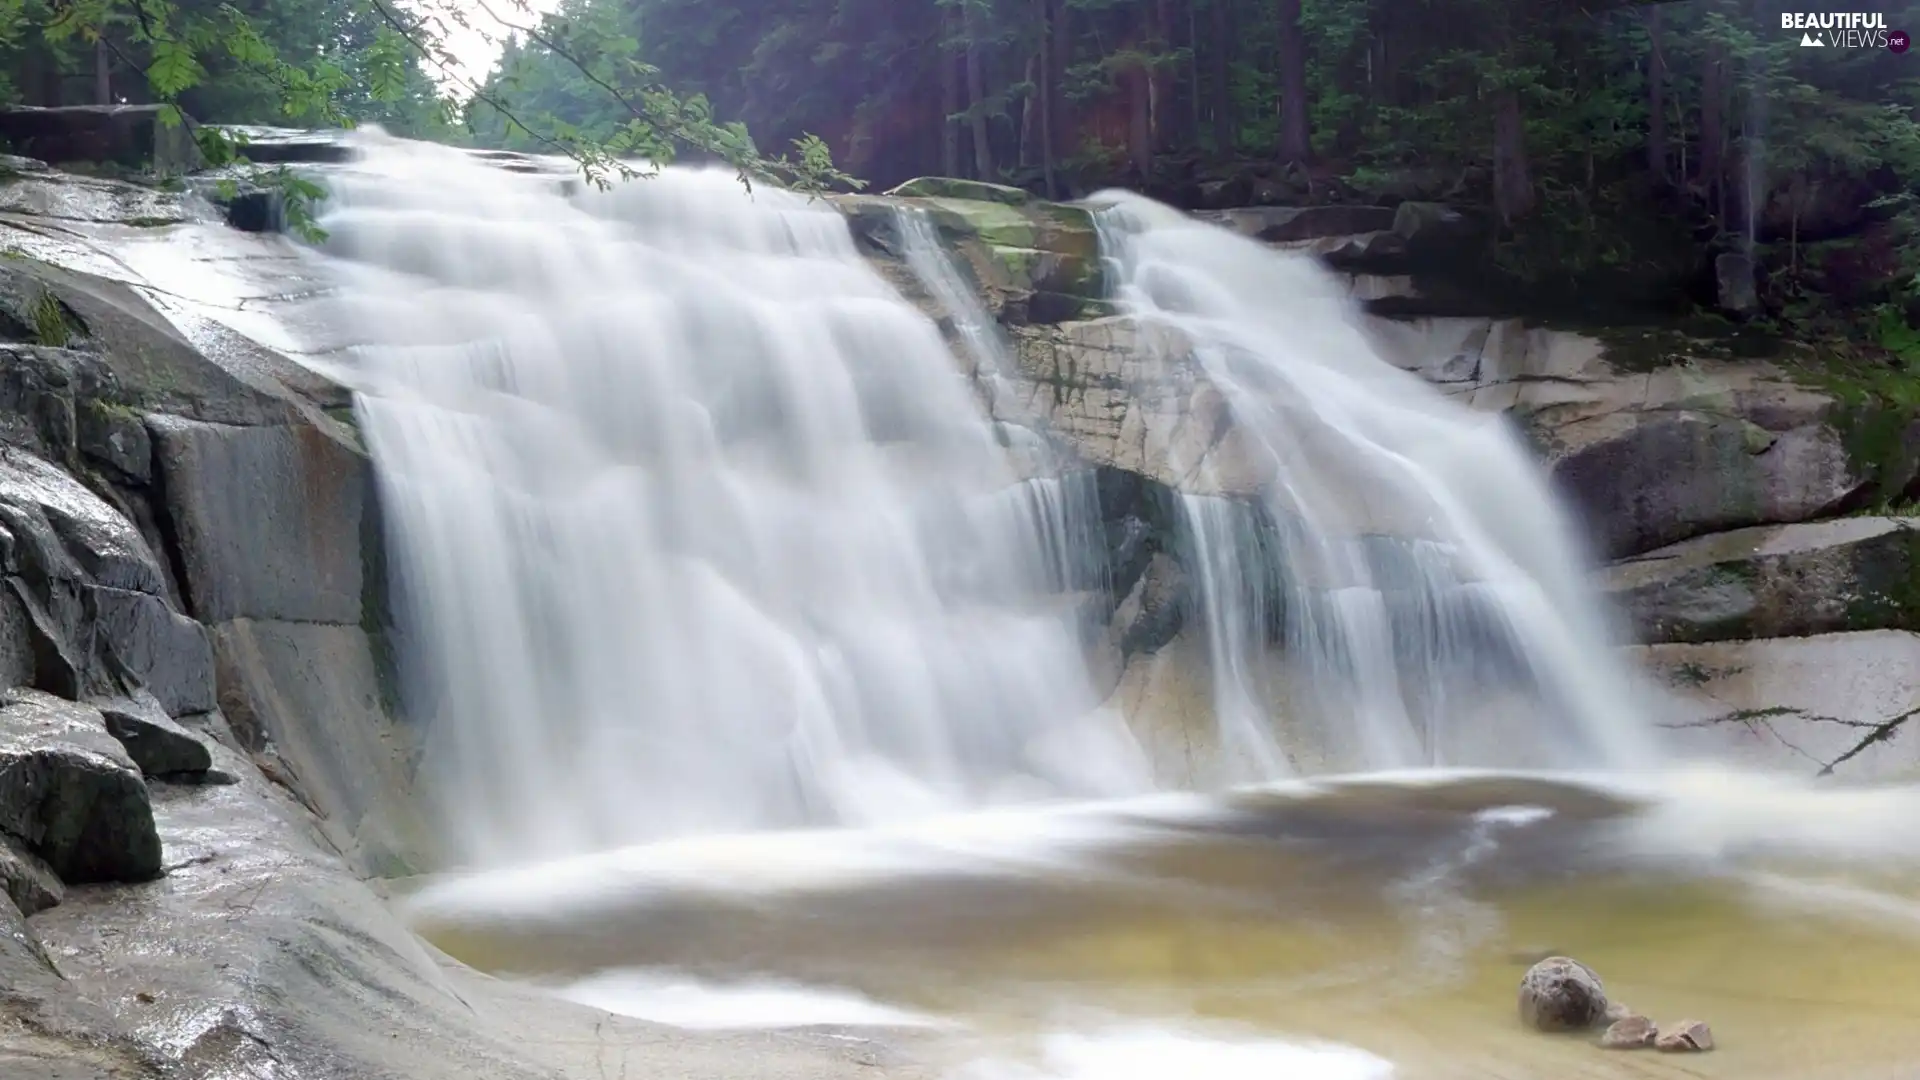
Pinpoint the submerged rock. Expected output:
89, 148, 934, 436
1656, 1019, 1715, 1052
1518, 955, 1609, 1032
1599, 1014, 1658, 1049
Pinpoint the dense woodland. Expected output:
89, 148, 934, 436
0, 0, 1915, 346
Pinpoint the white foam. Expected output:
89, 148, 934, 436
554, 968, 950, 1030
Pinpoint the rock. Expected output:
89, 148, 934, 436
1655, 1019, 1714, 1052
1392, 201, 1483, 262
0, 688, 162, 883
1111, 553, 1188, 658
1005, 318, 1270, 497
94, 690, 213, 778
886, 176, 1033, 206
148, 417, 368, 625
0, 831, 62, 915
0, 105, 202, 175
1599, 1014, 1658, 1049
74, 398, 151, 482
1716, 253, 1760, 315
1200, 205, 1397, 244
1552, 412, 1863, 559
1604, 1000, 1635, 1022
88, 585, 216, 716
211, 620, 424, 875
1605, 517, 1920, 644
217, 124, 360, 164
1517, 955, 1609, 1032
1633, 631, 1920, 779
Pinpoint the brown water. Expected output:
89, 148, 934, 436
410, 771, 1920, 1080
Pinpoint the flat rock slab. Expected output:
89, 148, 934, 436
0, 688, 160, 883
1633, 630, 1920, 779
1604, 517, 1920, 644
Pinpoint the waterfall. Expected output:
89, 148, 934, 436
306, 133, 1150, 867
1091, 191, 1657, 774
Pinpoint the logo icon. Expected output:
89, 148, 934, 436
1892, 29, 1912, 51
1801, 30, 1825, 45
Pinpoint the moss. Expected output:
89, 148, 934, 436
924, 197, 1038, 250
1841, 526, 1920, 632
1535, 318, 1787, 375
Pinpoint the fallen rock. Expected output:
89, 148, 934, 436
0, 831, 62, 915
1599, 1014, 1657, 1049
0, 687, 162, 883
1655, 1019, 1714, 1052
94, 690, 214, 778
886, 176, 1033, 206
1518, 955, 1609, 1032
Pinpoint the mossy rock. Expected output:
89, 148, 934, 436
924, 197, 1039, 250
888, 176, 1034, 206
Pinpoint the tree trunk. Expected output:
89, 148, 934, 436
964, 1, 994, 180
1049, 0, 1076, 162
1276, 0, 1310, 163
1700, 36, 1725, 220
1037, 0, 1058, 196
1150, 0, 1174, 152
1210, 0, 1233, 152
1019, 53, 1039, 167
942, 5, 961, 177
94, 36, 111, 105
1127, 64, 1153, 178
1646, 4, 1668, 183
1491, 89, 1534, 224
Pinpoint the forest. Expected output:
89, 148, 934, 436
0, 0, 1914, 348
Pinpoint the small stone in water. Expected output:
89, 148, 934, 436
1518, 956, 1609, 1032
1599, 1015, 1657, 1050
1605, 1000, 1634, 1023
1655, 1019, 1714, 1052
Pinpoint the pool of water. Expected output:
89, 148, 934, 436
407, 768, 1920, 1080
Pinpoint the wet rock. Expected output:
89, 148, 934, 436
1111, 553, 1188, 658
94, 690, 213, 778
1518, 955, 1609, 1032
0, 688, 162, 883
1599, 1014, 1657, 1049
148, 417, 368, 625
1655, 1019, 1714, 1052
0, 104, 202, 175
0, 831, 62, 915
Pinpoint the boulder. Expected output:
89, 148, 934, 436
0, 688, 161, 883
886, 176, 1033, 206
1552, 412, 1862, 559
0, 831, 61, 915
0, 105, 202, 175
1716, 253, 1760, 315
1518, 955, 1609, 1032
1200, 205, 1397, 244
1110, 553, 1188, 659
0, 448, 214, 715
148, 417, 368, 625
1605, 517, 1920, 643
1599, 1014, 1658, 1050
94, 690, 213, 778
1655, 1019, 1714, 1053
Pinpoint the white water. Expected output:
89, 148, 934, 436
1091, 192, 1658, 775
306, 133, 1150, 867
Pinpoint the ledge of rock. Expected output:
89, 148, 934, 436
1606, 517, 1920, 644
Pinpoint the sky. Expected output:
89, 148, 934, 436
429, 0, 563, 92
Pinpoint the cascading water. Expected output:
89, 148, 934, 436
305, 134, 1150, 868
1090, 191, 1658, 775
